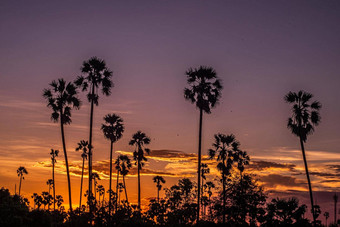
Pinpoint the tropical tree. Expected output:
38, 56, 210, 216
334, 193, 338, 224
285, 90, 321, 223
153, 176, 166, 203
129, 131, 151, 210
56, 195, 64, 211
324, 211, 329, 227
208, 133, 241, 223
43, 78, 81, 211
75, 140, 89, 209
120, 155, 132, 203
31, 193, 43, 210
50, 149, 59, 211
91, 172, 101, 202
101, 113, 124, 214
17, 166, 27, 196
75, 57, 113, 209
46, 179, 53, 210
42, 191, 53, 210
200, 163, 210, 196
96, 185, 105, 207
184, 66, 222, 223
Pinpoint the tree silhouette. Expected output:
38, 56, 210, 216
17, 166, 27, 196
324, 211, 329, 227
75, 57, 113, 210
75, 140, 89, 210
184, 66, 222, 223
96, 185, 105, 207
56, 195, 64, 211
117, 155, 131, 203
43, 78, 81, 211
42, 191, 53, 210
50, 149, 59, 211
101, 113, 124, 215
333, 193, 338, 224
285, 90, 321, 224
46, 179, 53, 210
91, 172, 101, 203
153, 176, 166, 203
209, 133, 240, 223
129, 131, 151, 211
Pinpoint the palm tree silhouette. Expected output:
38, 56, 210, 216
285, 90, 321, 224
184, 66, 222, 223
17, 166, 27, 196
75, 57, 113, 209
46, 179, 53, 210
96, 184, 105, 207
50, 149, 59, 211
118, 155, 131, 203
56, 195, 64, 211
324, 211, 329, 227
43, 78, 81, 211
209, 133, 240, 224
75, 140, 90, 210
333, 193, 338, 224
129, 131, 151, 211
91, 172, 101, 202
101, 113, 124, 215
153, 176, 166, 203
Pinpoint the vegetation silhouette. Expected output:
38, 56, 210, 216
17, 166, 27, 196
43, 78, 81, 211
75, 140, 89, 210
101, 113, 124, 216
129, 130, 151, 211
184, 66, 223, 224
115, 155, 131, 205
50, 148, 59, 211
75, 56, 113, 211
153, 176, 166, 203
285, 90, 322, 225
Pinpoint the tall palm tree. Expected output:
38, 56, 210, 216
75, 57, 113, 209
208, 133, 240, 224
46, 179, 53, 210
17, 166, 28, 196
114, 155, 122, 211
96, 185, 105, 207
91, 172, 101, 202
333, 193, 338, 224
75, 140, 89, 210
43, 78, 81, 211
184, 66, 223, 223
50, 149, 59, 211
285, 90, 321, 224
324, 211, 329, 227
117, 155, 131, 203
153, 176, 166, 203
101, 113, 124, 215
129, 131, 151, 210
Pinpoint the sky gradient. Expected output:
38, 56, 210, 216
1, 0, 340, 223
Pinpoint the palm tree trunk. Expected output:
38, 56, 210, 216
60, 109, 72, 212
299, 136, 315, 225
53, 158, 56, 211
116, 170, 119, 211
138, 162, 141, 211
197, 108, 203, 225
157, 187, 160, 203
19, 175, 22, 196
48, 186, 51, 211
109, 141, 113, 216
88, 84, 95, 212
222, 158, 226, 224
123, 175, 128, 202
79, 156, 85, 210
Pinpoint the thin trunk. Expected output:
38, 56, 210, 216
53, 158, 56, 211
157, 186, 160, 203
197, 108, 203, 225
123, 175, 128, 202
299, 136, 315, 225
60, 109, 73, 212
335, 198, 337, 224
88, 83, 95, 212
222, 157, 226, 224
48, 186, 50, 210
79, 156, 85, 210
138, 161, 141, 211
19, 175, 22, 196
109, 141, 113, 216
116, 170, 119, 211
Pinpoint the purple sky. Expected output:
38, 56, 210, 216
1, 0, 340, 222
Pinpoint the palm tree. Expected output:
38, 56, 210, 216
184, 66, 223, 223
324, 211, 329, 227
117, 183, 124, 206
75, 57, 113, 209
56, 195, 64, 211
17, 166, 27, 196
117, 155, 131, 203
50, 149, 59, 211
91, 172, 101, 203
129, 131, 151, 210
209, 133, 240, 224
285, 90, 321, 224
153, 176, 166, 203
75, 140, 89, 210
333, 193, 338, 224
43, 78, 81, 211
46, 179, 53, 210
96, 185, 105, 207
101, 114, 124, 215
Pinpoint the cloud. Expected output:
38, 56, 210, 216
260, 174, 305, 188
248, 160, 296, 171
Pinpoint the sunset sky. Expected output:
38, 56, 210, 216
1, 0, 340, 223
